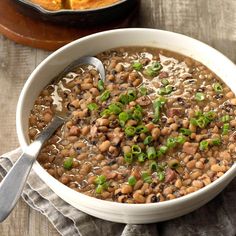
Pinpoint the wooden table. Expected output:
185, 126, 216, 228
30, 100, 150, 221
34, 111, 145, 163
0, 0, 236, 235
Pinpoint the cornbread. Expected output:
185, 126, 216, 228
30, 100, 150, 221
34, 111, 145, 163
29, 0, 120, 11
30, 0, 63, 11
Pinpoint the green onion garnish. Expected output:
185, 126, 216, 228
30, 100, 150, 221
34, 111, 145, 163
176, 135, 186, 144
125, 126, 136, 137
95, 175, 108, 194
222, 123, 230, 135
138, 153, 146, 162
140, 86, 148, 96
131, 145, 142, 155
195, 92, 205, 101
132, 61, 143, 71
144, 135, 153, 145
147, 146, 156, 160
213, 83, 223, 93
144, 61, 163, 77
97, 80, 104, 91
158, 85, 173, 95
100, 109, 111, 117
152, 97, 166, 123
119, 94, 129, 105
166, 137, 177, 148
141, 172, 152, 183
132, 109, 142, 121
119, 111, 130, 126
190, 110, 216, 128
100, 90, 110, 102
63, 157, 73, 170
124, 152, 133, 164
221, 115, 230, 123
161, 78, 169, 86
95, 175, 107, 185
136, 125, 149, 134
108, 103, 122, 115
157, 172, 165, 181
199, 140, 209, 151
128, 176, 137, 186
127, 89, 137, 102
179, 128, 192, 136
150, 161, 158, 171
159, 145, 168, 154
212, 138, 221, 145
87, 103, 98, 111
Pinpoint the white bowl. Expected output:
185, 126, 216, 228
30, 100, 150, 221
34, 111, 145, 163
16, 28, 236, 224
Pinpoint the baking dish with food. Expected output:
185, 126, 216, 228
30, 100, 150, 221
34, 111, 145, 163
16, 28, 236, 223
14, 0, 139, 26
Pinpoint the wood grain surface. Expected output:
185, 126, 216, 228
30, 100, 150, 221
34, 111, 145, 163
0, 0, 236, 235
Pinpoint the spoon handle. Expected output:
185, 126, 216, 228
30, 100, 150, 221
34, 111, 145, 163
0, 116, 64, 222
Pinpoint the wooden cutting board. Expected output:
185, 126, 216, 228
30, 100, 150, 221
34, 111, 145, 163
0, 0, 135, 51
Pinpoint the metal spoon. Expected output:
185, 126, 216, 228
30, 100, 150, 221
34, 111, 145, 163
0, 56, 105, 222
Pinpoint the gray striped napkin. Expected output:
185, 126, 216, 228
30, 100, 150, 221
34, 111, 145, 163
0, 148, 235, 236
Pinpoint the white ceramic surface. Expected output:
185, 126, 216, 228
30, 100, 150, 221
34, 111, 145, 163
16, 28, 236, 224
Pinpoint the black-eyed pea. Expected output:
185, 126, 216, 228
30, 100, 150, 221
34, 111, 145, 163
170, 123, 178, 131
175, 179, 182, 188
211, 164, 226, 172
121, 184, 133, 194
190, 170, 202, 180
192, 180, 204, 188
166, 194, 176, 200
133, 192, 145, 203
195, 161, 204, 169
60, 175, 70, 185
133, 180, 144, 190
151, 127, 160, 140
132, 79, 142, 87
186, 160, 196, 169
101, 191, 111, 199
76, 153, 88, 160
230, 98, 236, 105
186, 186, 197, 193
118, 195, 127, 203
89, 87, 99, 96
99, 140, 111, 152
81, 126, 90, 136
81, 83, 93, 90
163, 186, 173, 196
141, 183, 149, 192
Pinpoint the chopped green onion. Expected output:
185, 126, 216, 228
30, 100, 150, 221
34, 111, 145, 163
138, 153, 146, 162
132, 109, 142, 121
159, 145, 168, 154
135, 104, 143, 113
221, 115, 230, 123
128, 176, 137, 186
136, 125, 148, 134
100, 90, 110, 102
150, 161, 158, 171
190, 110, 216, 128
131, 145, 142, 155
97, 80, 104, 91
100, 109, 111, 117
144, 61, 163, 77
144, 135, 153, 145
87, 103, 98, 111
95, 175, 106, 185
195, 92, 205, 101
222, 123, 230, 135
132, 61, 143, 71
127, 89, 137, 102
158, 85, 173, 95
125, 126, 136, 137
124, 152, 133, 164
147, 146, 156, 160
212, 138, 221, 145
140, 86, 148, 96
108, 103, 122, 115
161, 79, 169, 86
176, 135, 186, 144
119, 94, 129, 105
213, 83, 223, 93
119, 112, 130, 126
153, 97, 166, 123
199, 140, 209, 151
157, 172, 165, 181
141, 172, 152, 183
179, 128, 192, 136
95, 184, 103, 194
166, 137, 177, 148
63, 157, 73, 170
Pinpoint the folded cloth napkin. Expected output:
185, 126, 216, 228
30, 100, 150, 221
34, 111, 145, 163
0, 149, 235, 236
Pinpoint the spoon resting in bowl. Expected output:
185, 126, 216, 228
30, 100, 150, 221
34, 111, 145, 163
0, 56, 105, 222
